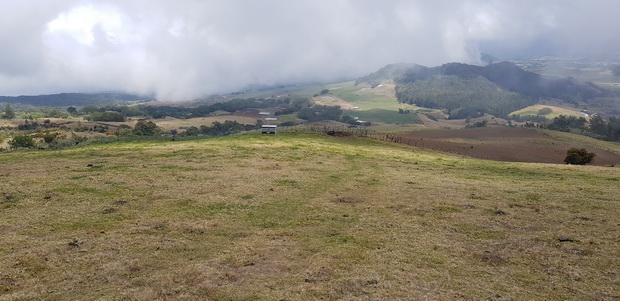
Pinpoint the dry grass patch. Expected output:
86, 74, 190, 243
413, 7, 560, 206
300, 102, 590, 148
511, 104, 583, 118
0, 133, 618, 300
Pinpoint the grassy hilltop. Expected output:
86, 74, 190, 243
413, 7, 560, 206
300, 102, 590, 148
1, 132, 618, 300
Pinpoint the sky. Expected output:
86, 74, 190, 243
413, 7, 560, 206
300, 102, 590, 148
1, 0, 619, 100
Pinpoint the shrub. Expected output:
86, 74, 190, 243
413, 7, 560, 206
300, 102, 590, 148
43, 133, 57, 144
564, 148, 596, 165
9, 135, 36, 149
88, 111, 126, 122
538, 107, 553, 115
133, 120, 160, 136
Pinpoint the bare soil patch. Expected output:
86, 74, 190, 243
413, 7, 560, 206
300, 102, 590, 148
396, 127, 620, 165
313, 95, 355, 109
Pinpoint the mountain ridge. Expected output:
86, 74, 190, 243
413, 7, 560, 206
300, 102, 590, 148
0, 92, 152, 107
357, 61, 610, 118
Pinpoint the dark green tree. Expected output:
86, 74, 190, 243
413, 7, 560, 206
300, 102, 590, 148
88, 112, 126, 122
43, 133, 58, 145
564, 148, 596, 165
538, 107, 553, 115
133, 120, 160, 136
589, 115, 608, 136
9, 135, 35, 149
3, 104, 16, 119
67, 106, 78, 115
80, 105, 101, 114
297, 105, 342, 122
183, 126, 200, 136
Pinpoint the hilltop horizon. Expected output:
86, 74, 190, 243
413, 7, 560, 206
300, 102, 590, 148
2, 1, 620, 100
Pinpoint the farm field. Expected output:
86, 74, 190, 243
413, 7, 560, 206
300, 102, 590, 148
510, 104, 584, 119
391, 127, 620, 165
324, 81, 421, 124
0, 132, 618, 300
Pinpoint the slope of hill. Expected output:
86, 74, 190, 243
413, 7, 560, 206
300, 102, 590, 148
388, 127, 620, 165
358, 61, 610, 119
0, 92, 152, 107
0, 132, 618, 300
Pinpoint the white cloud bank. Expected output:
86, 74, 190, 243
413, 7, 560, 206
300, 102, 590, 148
1, 0, 619, 100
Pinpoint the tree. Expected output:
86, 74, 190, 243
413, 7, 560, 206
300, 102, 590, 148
115, 124, 133, 136
548, 115, 586, 132
45, 108, 67, 118
43, 133, 58, 145
133, 120, 160, 136
67, 106, 78, 115
589, 115, 608, 136
80, 105, 102, 115
297, 105, 342, 122
87, 111, 125, 122
9, 135, 36, 149
538, 107, 553, 115
564, 148, 596, 165
3, 104, 15, 119
183, 126, 200, 136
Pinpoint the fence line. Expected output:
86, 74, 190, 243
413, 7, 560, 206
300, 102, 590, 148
278, 125, 443, 151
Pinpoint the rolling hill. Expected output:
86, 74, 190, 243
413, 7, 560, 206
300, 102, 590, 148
0, 132, 618, 300
0, 92, 152, 107
357, 62, 611, 119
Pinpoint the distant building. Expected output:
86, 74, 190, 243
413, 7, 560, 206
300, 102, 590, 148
261, 125, 277, 134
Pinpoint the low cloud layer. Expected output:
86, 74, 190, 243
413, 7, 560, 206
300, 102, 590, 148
1, 0, 619, 100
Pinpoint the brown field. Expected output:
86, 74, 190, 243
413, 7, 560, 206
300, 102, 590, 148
415, 114, 508, 129
511, 103, 584, 118
312, 95, 355, 109
390, 127, 620, 165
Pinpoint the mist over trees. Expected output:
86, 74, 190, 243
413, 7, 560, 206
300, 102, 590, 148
395, 75, 533, 119
143, 98, 295, 119
360, 61, 610, 119
0, 93, 150, 107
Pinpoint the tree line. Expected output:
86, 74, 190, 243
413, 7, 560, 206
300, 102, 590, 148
395, 75, 536, 119
540, 114, 620, 142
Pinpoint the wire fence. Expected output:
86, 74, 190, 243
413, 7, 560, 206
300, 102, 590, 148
277, 125, 486, 158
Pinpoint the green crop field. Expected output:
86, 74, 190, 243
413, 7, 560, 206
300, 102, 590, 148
0, 132, 618, 300
325, 81, 421, 124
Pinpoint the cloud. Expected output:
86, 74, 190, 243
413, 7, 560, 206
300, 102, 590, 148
1, 0, 619, 100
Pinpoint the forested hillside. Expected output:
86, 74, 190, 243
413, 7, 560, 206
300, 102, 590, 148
0, 92, 151, 107
359, 61, 610, 119
395, 75, 532, 119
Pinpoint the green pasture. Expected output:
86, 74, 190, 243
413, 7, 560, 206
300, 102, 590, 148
0, 132, 618, 300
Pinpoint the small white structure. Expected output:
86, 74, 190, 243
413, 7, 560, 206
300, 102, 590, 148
261, 125, 277, 134
259, 112, 271, 115
265, 117, 278, 121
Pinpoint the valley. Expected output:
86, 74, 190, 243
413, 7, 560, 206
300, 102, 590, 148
1, 59, 619, 300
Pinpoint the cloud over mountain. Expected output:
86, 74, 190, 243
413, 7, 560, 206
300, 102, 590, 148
1, 0, 619, 100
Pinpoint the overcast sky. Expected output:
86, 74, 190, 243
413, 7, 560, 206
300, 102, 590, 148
1, 0, 619, 100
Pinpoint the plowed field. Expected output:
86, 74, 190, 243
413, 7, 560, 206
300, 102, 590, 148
395, 127, 620, 165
